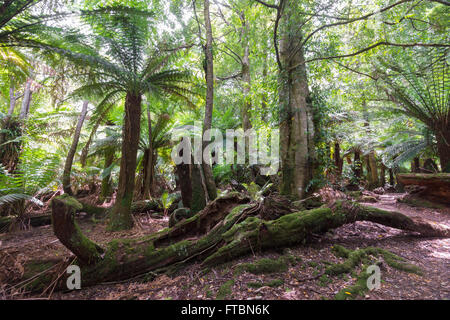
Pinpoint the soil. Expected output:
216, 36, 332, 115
1, 193, 449, 300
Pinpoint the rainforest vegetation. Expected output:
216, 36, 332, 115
0, 0, 449, 300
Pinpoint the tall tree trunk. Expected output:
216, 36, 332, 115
240, 12, 252, 131
201, 0, 217, 201
62, 101, 89, 195
142, 106, 154, 198
109, 93, 142, 231
19, 78, 32, 120
279, 1, 315, 199
362, 106, 379, 189
436, 129, 450, 173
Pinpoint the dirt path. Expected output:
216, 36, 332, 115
1, 194, 449, 300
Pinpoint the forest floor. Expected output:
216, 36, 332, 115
0, 193, 449, 300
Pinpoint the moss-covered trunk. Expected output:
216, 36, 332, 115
108, 92, 142, 231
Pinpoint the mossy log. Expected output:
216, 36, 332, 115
22, 194, 450, 291
397, 173, 450, 204
51, 195, 104, 265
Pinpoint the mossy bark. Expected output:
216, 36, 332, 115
51, 195, 104, 265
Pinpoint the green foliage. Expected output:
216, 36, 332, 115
0, 147, 60, 215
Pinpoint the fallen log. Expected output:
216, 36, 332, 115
0, 213, 52, 232
0, 198, 163, 233
18, 193, 450, 292
397, 173, 450, 205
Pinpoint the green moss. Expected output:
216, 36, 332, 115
318, 274, 332, 287
266, 279, 284, 287
247, 281, 263, 288
236, 257, 289, 275
335, 265, 371, 300
216, 280, 234, 300
55, 194, 83, 211
327, 245, 423, 299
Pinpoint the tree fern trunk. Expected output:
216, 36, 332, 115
109, 93, 141, 231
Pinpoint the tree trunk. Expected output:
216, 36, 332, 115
100, 147, 114, 203
142, 106, 154, 198
62, 101, 89, 195
175, 163, 192, 208
201, 0, 217, 201
80, 119, 102, 168
109, 93, 142, 231
389, 168, 395, 186
334, 142, 343, 177
19, 78, 32, 120
240, 12, 252, 131
436, 129, 450, 173
411, 157, 421, 173
380, 164, 386, 187
279, 1, 315, 200
34, 194, 449, 291
353, 150, 362, 180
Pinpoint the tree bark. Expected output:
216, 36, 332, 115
279, 1, 315, 200
201, 0, 218, 201
51, 195, 104, 265
99, 147, 114, 203
108, 93, 142, 231
62, 101, 89, 195
436, 129, 450, 173
240, 12, 252, 131
80, 119, 102, 168
334, 142, 343, 177
175, 163, 192, 208
380, 164, 386, 187
19, 78, 32, 120
142, 106, 155, 198
389, 168, 395, 186
353, 150, 362, 180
